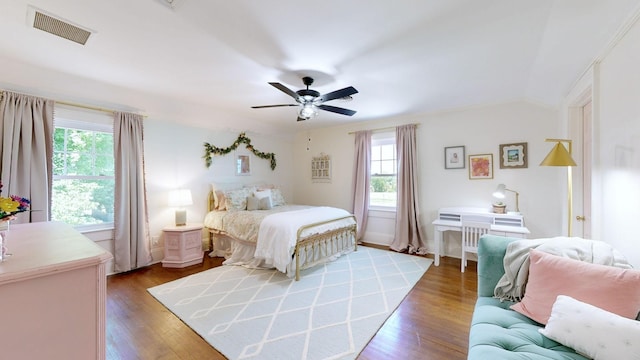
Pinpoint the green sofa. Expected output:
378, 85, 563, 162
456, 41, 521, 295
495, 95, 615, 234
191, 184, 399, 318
467, 235, 588, 359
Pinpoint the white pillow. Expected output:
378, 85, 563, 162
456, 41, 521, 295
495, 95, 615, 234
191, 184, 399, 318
254, 189, 271, 199
539, 295, 640, 360
258, 196, 272, 210
246, 194, 272, 211
246, 195, 259, 211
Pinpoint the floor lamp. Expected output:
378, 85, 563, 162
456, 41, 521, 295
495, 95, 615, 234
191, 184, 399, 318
540, 139, 577, 236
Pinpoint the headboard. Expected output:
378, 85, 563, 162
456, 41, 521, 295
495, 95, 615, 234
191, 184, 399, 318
207, 190, 216, 212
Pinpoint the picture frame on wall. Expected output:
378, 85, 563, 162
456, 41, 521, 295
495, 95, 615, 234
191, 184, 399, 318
311, 153, 331, 182
444, 145, 465, 169
236, 154, 251, 176
499, 142, 528, 169
469, 154, 493, 179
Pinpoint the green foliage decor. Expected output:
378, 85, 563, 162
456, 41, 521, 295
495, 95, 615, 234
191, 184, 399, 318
204, 132, 277, 170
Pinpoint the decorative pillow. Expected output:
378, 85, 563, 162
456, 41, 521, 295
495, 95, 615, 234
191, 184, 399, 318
270, 188, 286, 206
245, 194, 272, 211
211, 183, 237, 210
214, 190, 227, 210
246, 195, 259, 211
540, 295, 640, 360
254, 189, 271, 199
511, 249, 640, 324
223, 188, 251, 211
258, 196, 272, 210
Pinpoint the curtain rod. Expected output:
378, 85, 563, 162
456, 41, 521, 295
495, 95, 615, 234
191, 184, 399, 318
56, 100, 147, 118
1, 90, 146, 117
347, 123, 419, 134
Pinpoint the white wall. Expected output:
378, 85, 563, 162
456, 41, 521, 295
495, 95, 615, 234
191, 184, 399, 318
143, 120, 295, 262
588, 16, 640, 267
293, 101, 564, 258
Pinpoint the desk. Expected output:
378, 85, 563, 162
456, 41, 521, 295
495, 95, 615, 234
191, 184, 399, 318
432, 207, 529, 266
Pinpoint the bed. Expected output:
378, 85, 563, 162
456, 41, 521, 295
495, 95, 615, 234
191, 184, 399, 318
204, 185, 357, 280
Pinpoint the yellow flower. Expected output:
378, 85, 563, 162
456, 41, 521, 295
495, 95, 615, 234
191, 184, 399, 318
0, 197, 19, 213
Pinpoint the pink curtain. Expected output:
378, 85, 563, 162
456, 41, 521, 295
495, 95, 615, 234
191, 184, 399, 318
390, 124, 427, 254
114, 112, 151, 271
0, 91, 54, 223
351, 130, 371, 241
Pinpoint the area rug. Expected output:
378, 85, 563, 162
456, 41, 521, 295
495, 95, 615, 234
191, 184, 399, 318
148, 246, 432, 360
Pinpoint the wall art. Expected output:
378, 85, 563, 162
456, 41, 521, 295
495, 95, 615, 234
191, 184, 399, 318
444, 145, 465, 169
469, 154, 493, 179
499, 142, 527, 169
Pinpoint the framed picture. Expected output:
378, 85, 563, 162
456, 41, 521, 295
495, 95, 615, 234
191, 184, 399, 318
311, 153, 331, 182
444, 146, 465, 169
499, 142, 528, 169
236, 154, 251, 176
469, 154, 493, 179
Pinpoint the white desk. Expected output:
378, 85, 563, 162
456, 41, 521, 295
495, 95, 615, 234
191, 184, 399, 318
432, 207, 529, 266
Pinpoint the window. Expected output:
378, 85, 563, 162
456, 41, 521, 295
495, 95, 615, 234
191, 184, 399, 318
52, 106, 114, 229
370, 131, 397, 208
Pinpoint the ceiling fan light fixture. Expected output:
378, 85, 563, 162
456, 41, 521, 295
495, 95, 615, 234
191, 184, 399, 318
299, 104, 317, 119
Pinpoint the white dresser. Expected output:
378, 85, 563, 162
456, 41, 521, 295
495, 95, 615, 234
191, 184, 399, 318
0, 221, 112, 359
432, 207, 529, 266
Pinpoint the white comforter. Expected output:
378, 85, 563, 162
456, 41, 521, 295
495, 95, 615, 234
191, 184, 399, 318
253, 206, 353, 273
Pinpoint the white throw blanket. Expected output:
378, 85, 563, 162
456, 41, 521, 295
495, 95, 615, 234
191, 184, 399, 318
494, 237, 632, 301
253, 206, 353, 274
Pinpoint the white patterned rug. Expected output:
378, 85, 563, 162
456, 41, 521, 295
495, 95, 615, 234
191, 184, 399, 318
148, 246, 432, 360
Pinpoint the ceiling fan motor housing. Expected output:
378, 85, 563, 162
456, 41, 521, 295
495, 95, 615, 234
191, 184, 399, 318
296, 89, 320, 99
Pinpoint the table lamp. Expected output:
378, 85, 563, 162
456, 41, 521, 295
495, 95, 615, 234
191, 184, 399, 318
168, 189, 193, 226
492, 184, 520, 213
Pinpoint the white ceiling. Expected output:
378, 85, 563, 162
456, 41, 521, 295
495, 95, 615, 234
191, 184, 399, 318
0, 0, 638, 135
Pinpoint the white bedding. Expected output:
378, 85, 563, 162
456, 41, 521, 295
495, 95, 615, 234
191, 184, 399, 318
254, 206, 353, 273
204, 205, 356, 276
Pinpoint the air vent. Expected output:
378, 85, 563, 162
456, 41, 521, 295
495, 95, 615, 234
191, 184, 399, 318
28, 7, 93, 45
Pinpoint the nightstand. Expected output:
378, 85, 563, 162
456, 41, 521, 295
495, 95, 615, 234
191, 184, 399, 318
161, 224, 204, 268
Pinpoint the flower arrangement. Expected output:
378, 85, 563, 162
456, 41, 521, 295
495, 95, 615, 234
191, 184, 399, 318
0, 182, 30, 221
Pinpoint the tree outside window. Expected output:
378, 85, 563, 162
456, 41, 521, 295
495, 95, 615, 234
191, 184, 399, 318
370, 133, 397, 208
52, 125, 114, 228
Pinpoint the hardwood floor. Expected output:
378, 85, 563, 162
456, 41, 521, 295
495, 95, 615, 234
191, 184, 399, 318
106, 250, 477, 360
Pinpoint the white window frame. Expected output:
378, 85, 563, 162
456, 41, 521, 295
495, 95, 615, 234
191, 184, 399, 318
369, 131, 397, 211
53, 105, 114, 232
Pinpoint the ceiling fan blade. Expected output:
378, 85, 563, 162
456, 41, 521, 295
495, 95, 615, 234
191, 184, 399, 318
269, 82, 300, 100
251, 104, 298, 109
316, 86, 358, 103
317, 104, 357, 116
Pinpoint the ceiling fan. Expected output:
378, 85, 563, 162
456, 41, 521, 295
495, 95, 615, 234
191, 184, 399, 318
252, 76, 358, 121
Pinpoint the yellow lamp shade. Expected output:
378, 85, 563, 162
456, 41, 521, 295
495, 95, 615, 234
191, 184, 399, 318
540, 142, 577, 166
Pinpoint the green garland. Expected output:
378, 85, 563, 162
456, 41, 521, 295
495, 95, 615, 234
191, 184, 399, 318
204, 132, 276, 170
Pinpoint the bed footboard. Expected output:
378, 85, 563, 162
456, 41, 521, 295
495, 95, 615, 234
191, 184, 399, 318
294, 215, 357, 281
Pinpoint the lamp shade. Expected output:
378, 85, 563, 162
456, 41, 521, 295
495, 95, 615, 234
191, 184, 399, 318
540, 142, 577, 166
493, 184, 506, 198
168, 189, 193, 207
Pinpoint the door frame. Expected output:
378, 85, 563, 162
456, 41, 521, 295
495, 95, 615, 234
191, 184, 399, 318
566, 77, 594, 238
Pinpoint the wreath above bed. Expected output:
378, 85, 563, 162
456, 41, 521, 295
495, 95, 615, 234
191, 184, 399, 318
204, 132, 277, 170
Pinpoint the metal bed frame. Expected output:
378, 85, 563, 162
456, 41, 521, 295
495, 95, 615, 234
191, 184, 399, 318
206, 191, 357, 280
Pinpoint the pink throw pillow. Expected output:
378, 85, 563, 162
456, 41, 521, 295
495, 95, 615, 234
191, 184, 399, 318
511, 249, 640, 324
